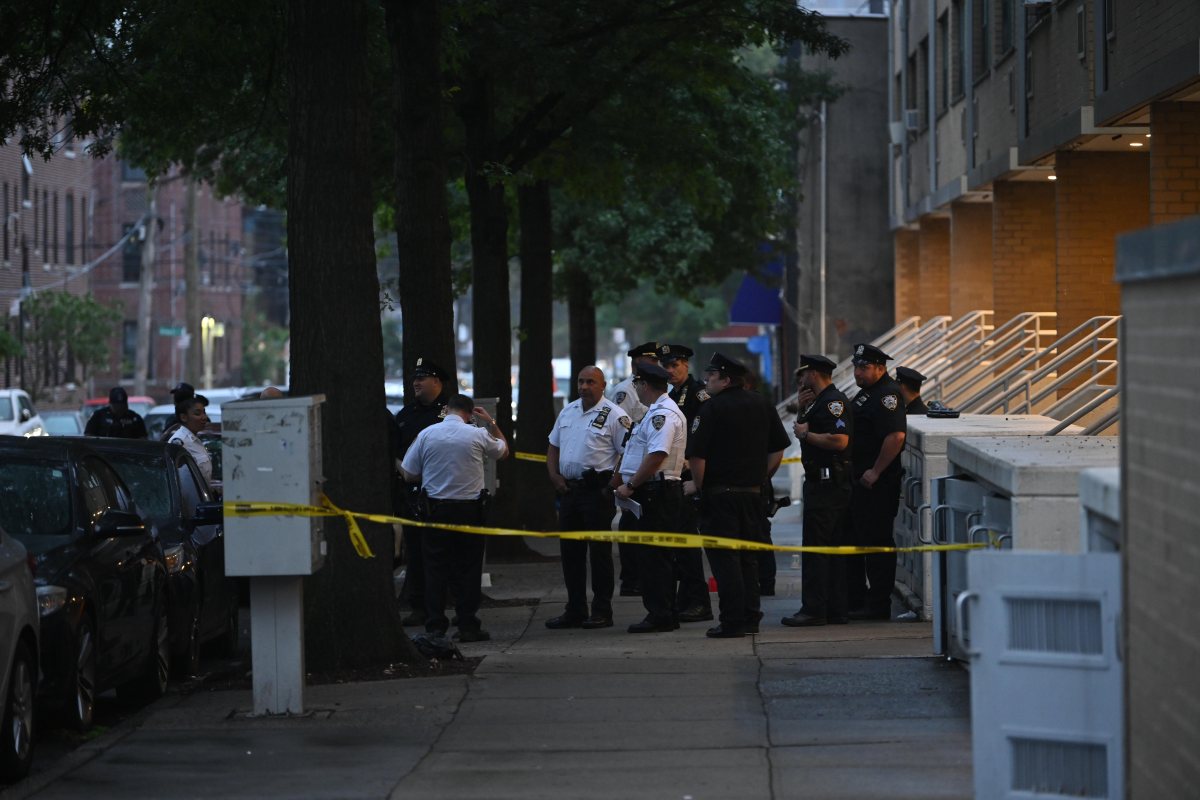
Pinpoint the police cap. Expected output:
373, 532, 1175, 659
634, 362, 670, 389
627, 342, 660, 360
851, 343, 892, 366
795, 354, 837, 375
895, 366, 927, 388
412, 357, 449, 381
703, 352, 748, 378
109, 386, 129, 405
657, 343, 694, 364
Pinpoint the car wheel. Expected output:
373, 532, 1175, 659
0, 640, 35, 781
118, 604, 169, 705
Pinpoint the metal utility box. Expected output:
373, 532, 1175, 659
223, 395, 327, 576
896, 414, 1077, 620
932, 435, 1119, 659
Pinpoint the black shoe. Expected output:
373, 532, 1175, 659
619, 585, 642, 597
627, 619, 676, 633
580, 615, 613, 629
847, 607, 891, 621
781, 612, 827, 627
545, 614, 585, 630
677, 604, 714, 623
746, 620, 760, 634
401, 610, 427, 627
705, 624, 745, 638
453, 629, 491, 643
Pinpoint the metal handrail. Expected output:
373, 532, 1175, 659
972, 338, 1117, 415
1046, 385, 1120, 435
934, 312, 1056, 404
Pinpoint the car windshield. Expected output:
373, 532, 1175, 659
101, 452, 174, 528
43, 414, 81, 435
0, 397, 13, 421
0, 458, 73, 538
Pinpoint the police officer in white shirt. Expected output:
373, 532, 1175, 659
168, 396, 213, 485
608, 341, 659, 596
400, 394, 508, 642
544, 366, 631, 630
610, 362, 687, 633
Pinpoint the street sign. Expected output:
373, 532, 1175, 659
158, 325, 185, 337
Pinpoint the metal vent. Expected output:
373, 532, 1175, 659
1011, 737, 1108, 797
1006, 598, 1102, 655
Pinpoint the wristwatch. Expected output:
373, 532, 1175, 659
625, 480, 636, 490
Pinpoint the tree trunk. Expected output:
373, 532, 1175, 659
383, 0, 457, 391
564, 263, 597, 402
134, 187, 157, 396
515, 181, 556, 532
184, 177, 201, 385
288, 0, 419, 671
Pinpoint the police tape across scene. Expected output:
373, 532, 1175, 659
513, 450, 803, 465
226, 495, 989, 559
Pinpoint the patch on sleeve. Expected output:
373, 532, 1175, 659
619, 415, 632, 431
691, 416, 701, 434
827, 400, 844, 418
882, 394, 899, 411
614, 391, 626, 405
651, 414, 666, 430
696, 389, 710, 402
438, 406, 448, 418
836, 419, 846, 429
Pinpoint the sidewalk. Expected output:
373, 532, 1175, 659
5, 506, 972, 800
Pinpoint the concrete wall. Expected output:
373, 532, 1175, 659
1117, 216, 1200, 798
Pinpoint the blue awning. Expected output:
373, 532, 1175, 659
729, 257, 782, 326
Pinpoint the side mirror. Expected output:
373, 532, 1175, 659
93, 509, 147, 538
20, 408, 32, 422
194, 502, 223, 526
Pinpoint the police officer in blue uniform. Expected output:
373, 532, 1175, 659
394, 358, 451, 626
895, 366, 929, 415
782, 355, 854, 627
659, 343, 713, 623
844, 344, 907, 620
84, 387, 148, 439
687, 353, 790, 638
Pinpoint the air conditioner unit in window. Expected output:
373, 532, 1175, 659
904, 109, 921, 131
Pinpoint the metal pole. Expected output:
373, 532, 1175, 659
819, 99, 828, 357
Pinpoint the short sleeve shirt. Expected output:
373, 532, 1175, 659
850, 373, 907, 478
400, 416, 507, 500
169, 426, 213, 485
609, 376, 648, 424
548, 397, 631, 479
687, 387, 790, 487
619, 394, 686, 481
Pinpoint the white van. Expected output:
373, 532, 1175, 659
0, 389, 45, 437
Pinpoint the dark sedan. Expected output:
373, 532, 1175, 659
82, 439, 238, 674
0, 436, 169, 731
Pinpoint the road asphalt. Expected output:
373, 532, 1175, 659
2, 504, 972, 800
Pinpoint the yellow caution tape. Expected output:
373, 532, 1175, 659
516, 450, 802, 465
225, 497, 986, 559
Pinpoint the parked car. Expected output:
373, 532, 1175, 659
0, 436, 169, 730
80, 395, 156, 421
83, 439, 237, 674
0, 390, 46, 438
0, 523, 38, 781
40, 410, 85, 436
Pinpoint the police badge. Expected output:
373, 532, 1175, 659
697, 389, 710, 402
614, 391, 626, 404
827, 400, 844, 417
619, 416, 632, 431
882, 394, 899, 411
438, 405, 449, 418
651, 415, 665, 430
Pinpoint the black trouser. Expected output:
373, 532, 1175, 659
701, 491, 765, 629
799, 479, 851, 620
423, 499, 486, 634
632, 481, 683, 625
673, 496, 710, 612
757, 492, 777, 594
845, 474, 902, 614
558, 485, 616, 619
398, 487, 425, 611
617, 511, 640, 592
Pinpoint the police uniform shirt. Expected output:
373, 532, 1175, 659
669, 375, 709, 434
168, 426, 213, 484
400, 415, 507, 500
905, 396, 929, 415
609, 376, 648, 424
801, 384, 853, 477
850, 373, 907, 478
619, 394, 686, 482
548, 397, 631, 479
394, 394, 449, 455
687, 387, 790, 487
84, 407, 148, 439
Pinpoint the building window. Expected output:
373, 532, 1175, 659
952, 0, 965, 98
52, 191, 59, 263
2, 182, 8, 261
973, 0, 991, 79
1076, 5, 1086, 59
65, 194, 74, 264
122, 320, 137, 379
938, 13, 950, 113
41, 189, 48, 260
1103, 0, 1114, 39
1000, 0, 1014, 54
122, 223, 142, 282
906, 52, 918, 121
1025, 48, 1033, 100
121, 161, 147, 182
20, 170, 29, 204
919, 37, 929, 129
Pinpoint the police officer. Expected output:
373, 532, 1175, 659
895, 366, 929, 415
659, 343, 712, 623
544, 366, 631, 630
687, 353, 790, 638
400, 394, 508, 643
609, 341, 660, 596
84, 387, 148, 439
845, 343, 907, 620
782, 355, 853, 627
394, 357, 452, 626
611, 362, 687, 633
